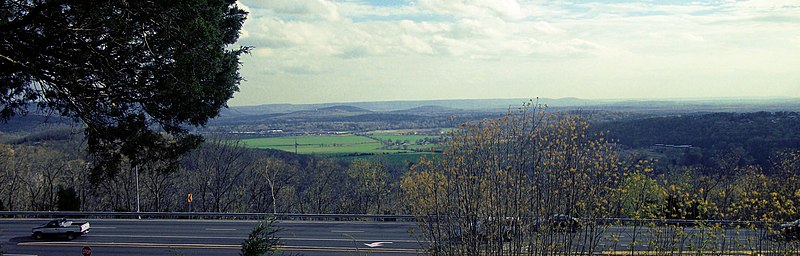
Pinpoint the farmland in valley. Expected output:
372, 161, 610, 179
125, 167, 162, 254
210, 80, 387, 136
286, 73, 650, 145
239, 132, 442, 156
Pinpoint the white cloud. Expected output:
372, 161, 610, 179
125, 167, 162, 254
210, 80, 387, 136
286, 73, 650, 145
532, 21, 562, 34
241, 0, 341, 20
401, 34, 434, 54
417, 0, 526, 20
228, 0, 800, 105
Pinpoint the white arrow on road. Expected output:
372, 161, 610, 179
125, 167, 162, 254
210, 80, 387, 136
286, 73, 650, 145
364, 241, 393, 247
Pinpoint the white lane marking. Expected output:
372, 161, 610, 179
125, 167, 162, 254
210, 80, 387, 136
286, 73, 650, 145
364, 241, 393, 247
17, 241, 425, 253
86, 234, 417, 243
205, 228, 236, 231
331, 230, 364, 233
18, 241, 239, 249
4, 254, 39, 256
88, 234, 244, 239
286, 238, 413, 243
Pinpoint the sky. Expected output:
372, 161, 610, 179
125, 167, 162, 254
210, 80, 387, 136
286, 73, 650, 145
229, 0, 800, 106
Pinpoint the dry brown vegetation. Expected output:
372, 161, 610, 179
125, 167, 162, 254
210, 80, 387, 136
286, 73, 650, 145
401, 104, 800, 255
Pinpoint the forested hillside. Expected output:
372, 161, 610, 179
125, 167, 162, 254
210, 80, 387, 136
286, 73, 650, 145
594, 112, 800, 170
3, 109, 800, 218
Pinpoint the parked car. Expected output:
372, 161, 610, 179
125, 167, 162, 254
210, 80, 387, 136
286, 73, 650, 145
532, 214, 581, 233
779, 219, 799, 240
31, 218, 91, 240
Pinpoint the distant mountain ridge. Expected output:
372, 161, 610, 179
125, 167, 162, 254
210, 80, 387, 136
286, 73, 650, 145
277, 105, 372, 119
390, 105, 460, 114
316, 105, 372, 113
222, 98, 600, 117
0, 114, 78, 134
221, 97, 800, 118
4, 98, 800, 134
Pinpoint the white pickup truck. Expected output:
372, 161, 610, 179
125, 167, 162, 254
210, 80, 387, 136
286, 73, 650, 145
31, 218, 91, 240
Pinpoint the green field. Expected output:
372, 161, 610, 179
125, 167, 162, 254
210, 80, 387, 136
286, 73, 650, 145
240, 133, 442, 157
369, 134, 441, 151
240, 135, 406, 155
370, 134, 438, 142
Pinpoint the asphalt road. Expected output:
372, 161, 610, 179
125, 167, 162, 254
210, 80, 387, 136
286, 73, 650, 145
1, 219, 423, 256
0, 219, 786, 255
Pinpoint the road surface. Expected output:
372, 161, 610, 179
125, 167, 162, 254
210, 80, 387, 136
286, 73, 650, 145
1, 219, 423, 256
0, 218, 787, 255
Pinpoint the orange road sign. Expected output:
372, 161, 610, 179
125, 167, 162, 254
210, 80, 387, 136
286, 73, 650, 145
187, 193, 193, 203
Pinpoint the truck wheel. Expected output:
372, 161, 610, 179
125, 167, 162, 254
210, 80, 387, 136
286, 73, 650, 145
66, 232, 75, 240
33, 232, 43, 240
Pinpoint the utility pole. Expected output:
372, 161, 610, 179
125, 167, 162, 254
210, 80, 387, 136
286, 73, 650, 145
135, 165, 141, 219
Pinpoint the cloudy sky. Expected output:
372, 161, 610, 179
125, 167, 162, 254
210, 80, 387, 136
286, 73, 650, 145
229, 0, 800, 106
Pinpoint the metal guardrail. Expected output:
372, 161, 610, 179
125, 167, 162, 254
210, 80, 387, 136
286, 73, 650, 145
0, 211, 417, 221
0, 211, 774, 227
588, 217, 768, 228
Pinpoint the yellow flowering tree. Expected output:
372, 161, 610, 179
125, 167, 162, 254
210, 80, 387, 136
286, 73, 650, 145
402, 103, 633, 255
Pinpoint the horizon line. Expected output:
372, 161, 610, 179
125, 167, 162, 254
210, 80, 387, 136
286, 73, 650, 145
228, 96, 800, 108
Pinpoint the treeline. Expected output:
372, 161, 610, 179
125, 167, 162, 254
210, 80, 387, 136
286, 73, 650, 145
1, 111, 799, 223
3, 110, 800, 255
621, 155, 800, 222
402, 107, 800, 255
594, 111, 800, 170
0, 134, 404, 214
203, 112, 502, 134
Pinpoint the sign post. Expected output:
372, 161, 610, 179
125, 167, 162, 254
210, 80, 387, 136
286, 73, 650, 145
187, 193, 193, 212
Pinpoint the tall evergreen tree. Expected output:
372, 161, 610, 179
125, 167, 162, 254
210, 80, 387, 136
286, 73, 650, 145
1, 0, 249, 180
56, 185, 80, 211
